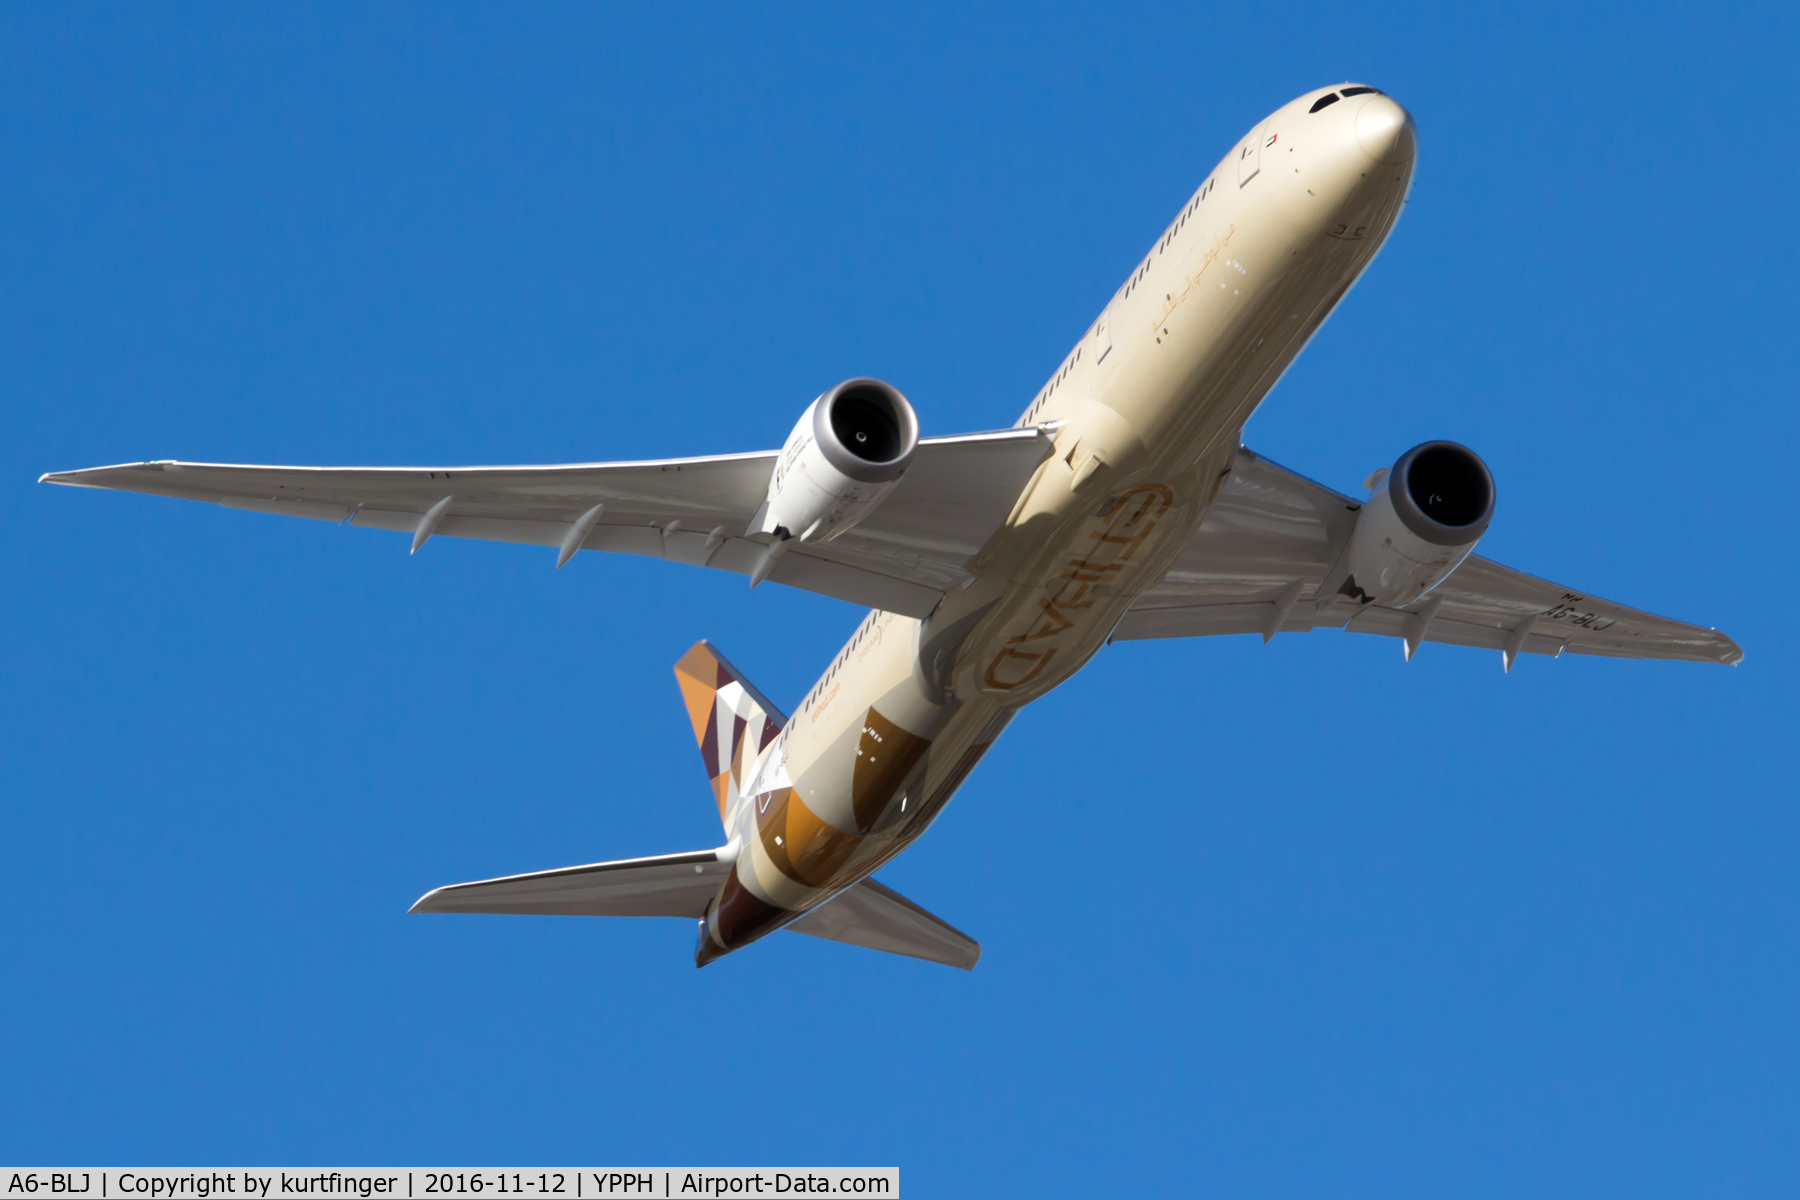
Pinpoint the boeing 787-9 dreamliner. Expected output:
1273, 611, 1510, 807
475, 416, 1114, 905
42, 86, 1740, 969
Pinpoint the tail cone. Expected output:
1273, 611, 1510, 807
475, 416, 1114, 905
694, 918, 732, 968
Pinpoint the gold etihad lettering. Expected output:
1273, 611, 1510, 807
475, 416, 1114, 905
983, 484, 1175, 692
1155, 225, 1237, 332
982, 645, 1058, 691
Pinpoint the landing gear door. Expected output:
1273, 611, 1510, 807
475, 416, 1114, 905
1237, 122, 1264, 188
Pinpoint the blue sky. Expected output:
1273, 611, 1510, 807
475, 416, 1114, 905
4, 3, 1796, 1194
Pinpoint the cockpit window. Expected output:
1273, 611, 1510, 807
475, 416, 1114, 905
1340, 86, 1383, 97
1309, 93, 1340, 113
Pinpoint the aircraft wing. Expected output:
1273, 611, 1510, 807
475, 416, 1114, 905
39, 427, 1056, 620
1115, 447, 1742, 667
786, 877, 981, 970
409, 847, 734, 918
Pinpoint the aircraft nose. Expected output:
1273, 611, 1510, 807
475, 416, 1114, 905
1354, 95, 1416, 164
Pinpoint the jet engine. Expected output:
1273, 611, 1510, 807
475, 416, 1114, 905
752, 377, 920, 547
1342, 440, 1495, 607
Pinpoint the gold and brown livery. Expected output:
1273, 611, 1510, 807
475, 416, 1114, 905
673, 641, 785, 828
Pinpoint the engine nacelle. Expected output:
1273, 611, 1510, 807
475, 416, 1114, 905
753, 378, 919, 544
1343, 441, 1496, 608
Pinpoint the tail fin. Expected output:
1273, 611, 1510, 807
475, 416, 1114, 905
673, 641, 788, 829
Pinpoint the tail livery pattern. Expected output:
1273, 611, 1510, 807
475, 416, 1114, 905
673, 641, 787, 828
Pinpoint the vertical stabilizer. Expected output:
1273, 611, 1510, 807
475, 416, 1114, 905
672, 641, 788, 829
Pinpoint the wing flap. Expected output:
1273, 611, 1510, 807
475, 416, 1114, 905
409, 847, 732, 918
841, 428, 1058, 566
1343, 605, 1572, 659
220, 495, 353, 521
786, 877, 980, 970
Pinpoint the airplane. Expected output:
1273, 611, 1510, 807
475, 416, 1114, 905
40, 84, 1740, 971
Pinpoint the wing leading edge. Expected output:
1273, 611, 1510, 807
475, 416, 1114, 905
408, 848, 734, 918
40, 427, 1056, 620
1117, 448, 1741, 667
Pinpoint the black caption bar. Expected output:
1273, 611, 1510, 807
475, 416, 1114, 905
2, 1171, 897, 1200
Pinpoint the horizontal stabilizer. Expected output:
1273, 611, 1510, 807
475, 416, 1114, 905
409, 846, 733, 918
786, 877, 980, 970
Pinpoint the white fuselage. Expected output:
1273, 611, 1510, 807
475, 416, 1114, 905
699, 85, 1418, 961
